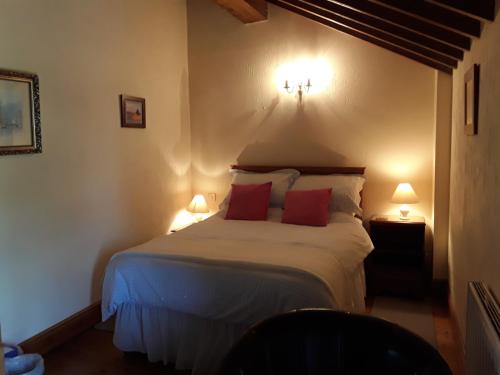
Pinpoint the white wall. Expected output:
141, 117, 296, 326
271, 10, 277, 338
0, 0, 191, 343
449, 11, 500, 336
188, 1, 440, 268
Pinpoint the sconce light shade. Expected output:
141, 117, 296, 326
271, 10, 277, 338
188, 194, 209, 214
391, 183, 419, 204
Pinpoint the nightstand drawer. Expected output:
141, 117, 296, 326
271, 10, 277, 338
370, 223, 425, 248
367, 263, 425, 296
367, 217, 427, 297
370, 249, 423, 267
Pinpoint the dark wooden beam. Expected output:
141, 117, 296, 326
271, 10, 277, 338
372, 0, 482, 37
291, 0, 457, 67
425, 0, 495, 22
269, 0, 453, 74
302, 0, 463, 60
326, 0, 471, 50
214, 0, 267, 23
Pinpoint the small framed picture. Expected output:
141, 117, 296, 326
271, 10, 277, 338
464, 64, 479, 136
120, 95, 146, 128
0, 69, 42, 156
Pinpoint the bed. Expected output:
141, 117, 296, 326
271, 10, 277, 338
101, 165, 374, 375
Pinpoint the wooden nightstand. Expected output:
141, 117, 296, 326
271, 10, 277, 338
366, 215, 426, 297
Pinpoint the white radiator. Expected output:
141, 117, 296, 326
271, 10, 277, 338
0, 324, 4, 375
466, 281, 500, 375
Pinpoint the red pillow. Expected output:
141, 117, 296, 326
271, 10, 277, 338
282, 188, 332, 227
225, 182, 272, 221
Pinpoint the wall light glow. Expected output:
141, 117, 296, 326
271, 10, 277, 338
274, 57, 333, 96
168, 208, 213, 233
168, 209, 195, 233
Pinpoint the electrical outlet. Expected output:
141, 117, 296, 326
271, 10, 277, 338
208, 192, 217, 202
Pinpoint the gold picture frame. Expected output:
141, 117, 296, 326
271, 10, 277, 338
0, 69, 42, 155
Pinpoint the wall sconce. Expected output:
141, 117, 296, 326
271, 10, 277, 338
275, 58, 332, 100
284, 79, 312, 101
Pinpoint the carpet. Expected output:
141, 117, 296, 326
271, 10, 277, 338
370, 296, 436, 347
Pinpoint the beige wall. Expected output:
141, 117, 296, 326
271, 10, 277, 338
449, 13, 500, 336
188, 1, 437, 257
0, 0, 457, 345
0, 0, 191, 343
433, 71, 452, 280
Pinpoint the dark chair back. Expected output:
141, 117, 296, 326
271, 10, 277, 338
218, 309, 451, 375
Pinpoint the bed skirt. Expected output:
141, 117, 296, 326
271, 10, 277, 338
113, 303, 248, 375
111, 266, 367, 374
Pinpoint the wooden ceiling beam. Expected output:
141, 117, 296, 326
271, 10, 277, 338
371, 0, 482, 37
425, 0, 496, 22
214, 0, 268, 23
292, 0, 457, 67
302, 0, 463, 60
326, 0, 471, 50
269, 0, 453, 74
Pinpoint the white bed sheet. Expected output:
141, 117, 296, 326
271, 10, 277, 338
103, 209, 373, 322
101, 209, 374, 373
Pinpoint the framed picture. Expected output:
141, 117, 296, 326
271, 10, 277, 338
120, 95, 146, 128
464, 64, 480, 136
0, 69, 41, 155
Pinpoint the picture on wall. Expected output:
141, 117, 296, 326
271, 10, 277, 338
464, 64, 480, 136
120, 95, 146, 128
0, 69, 41, 155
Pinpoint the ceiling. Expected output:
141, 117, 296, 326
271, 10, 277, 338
215, 0, 497, 74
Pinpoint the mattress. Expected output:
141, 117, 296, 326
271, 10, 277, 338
102, 208, 374, 323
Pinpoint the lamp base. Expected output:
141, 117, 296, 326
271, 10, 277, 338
399, 204, 410, 220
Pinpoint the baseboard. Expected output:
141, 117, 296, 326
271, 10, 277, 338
20, 301, 101, 355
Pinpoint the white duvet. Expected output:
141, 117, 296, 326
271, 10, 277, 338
102, 209, 374, 325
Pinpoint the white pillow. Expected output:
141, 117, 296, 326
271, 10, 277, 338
221, 169, 300, 208
290, 175, 365, 216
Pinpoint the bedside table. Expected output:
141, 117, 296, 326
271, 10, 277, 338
366, 215, 426, 297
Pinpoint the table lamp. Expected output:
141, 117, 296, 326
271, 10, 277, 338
188, 194, 209, 222
391, 183, 419, 220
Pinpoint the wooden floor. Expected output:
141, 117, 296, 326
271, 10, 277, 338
44, 298, 464, 375
44, 329, 189, 375
432, 300, 465, 375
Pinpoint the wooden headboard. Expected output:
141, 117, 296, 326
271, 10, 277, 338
230, 165, 366, 216
230, 165, 366, 175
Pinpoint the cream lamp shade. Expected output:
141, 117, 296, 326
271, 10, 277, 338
188, 194, 209, 214
391, 183, 419, 220
391, 183, 419, 204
